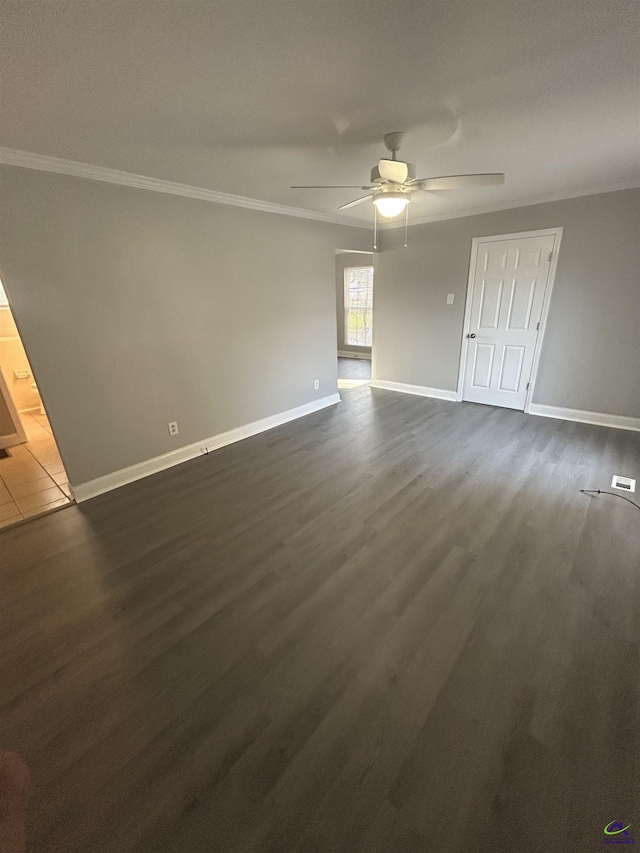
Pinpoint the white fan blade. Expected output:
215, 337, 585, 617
338, 194, 374, 210
377, 159, 408, 184
409, 173, 505, 191
291, 185, 373, 189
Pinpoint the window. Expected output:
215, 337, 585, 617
344, 266, 373, 347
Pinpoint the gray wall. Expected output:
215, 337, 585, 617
0, 166, 370, 485
374, 189, 640, 417
335, 252, 374, 356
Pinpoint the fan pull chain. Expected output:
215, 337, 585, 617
404, 204, 408, 248
373, 206, 378, 251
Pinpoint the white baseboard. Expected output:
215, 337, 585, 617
370, 379, 458, 402
338, 351, 372, 361
72, 393, 341, 503
0, 433, 23, 450
529, 403, 640, 432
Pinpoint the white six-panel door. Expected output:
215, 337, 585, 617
461, 233, 556, 410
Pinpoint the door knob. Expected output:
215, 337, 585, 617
468, 333, 476, 339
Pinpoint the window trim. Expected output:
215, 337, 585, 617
343, 265, 373, 349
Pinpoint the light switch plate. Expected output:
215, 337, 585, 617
447, 293, 455, 304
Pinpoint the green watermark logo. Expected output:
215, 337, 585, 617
604, 821, 635, 845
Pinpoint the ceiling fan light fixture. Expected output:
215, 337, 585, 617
372, 192, 410, 218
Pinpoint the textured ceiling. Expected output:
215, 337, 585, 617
1, 0, 639, 223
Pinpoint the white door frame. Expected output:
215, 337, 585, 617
455, 227, 563, 413
0, 362, 27, 448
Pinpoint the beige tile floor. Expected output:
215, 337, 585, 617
0, 412, 72, 530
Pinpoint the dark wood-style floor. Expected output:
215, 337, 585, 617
338, 356, 371, 380
1, 386, 639, 852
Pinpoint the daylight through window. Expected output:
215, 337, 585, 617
344, 266, 373, 347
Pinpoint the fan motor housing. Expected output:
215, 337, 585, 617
371, 160, 416, 185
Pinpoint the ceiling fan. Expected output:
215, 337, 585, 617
292, 132, 505, 220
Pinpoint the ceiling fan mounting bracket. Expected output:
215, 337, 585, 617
383, 132, 405, 159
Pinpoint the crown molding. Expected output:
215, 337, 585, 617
5, 146, 634, 233
0, 147, 369, 229
381, 181, 640, 229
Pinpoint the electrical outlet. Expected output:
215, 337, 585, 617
314, 379, 319, 390
447, 293, 455, 304
168, 421, 179, 436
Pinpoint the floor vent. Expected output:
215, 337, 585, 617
611, 475, 636, 492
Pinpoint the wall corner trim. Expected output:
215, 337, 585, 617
0, 147, 367, 229
71, 393, 341, 502
528, 403, 640, 432
370, 379, 458, 402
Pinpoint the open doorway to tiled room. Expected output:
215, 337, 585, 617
0, 277, 72, 530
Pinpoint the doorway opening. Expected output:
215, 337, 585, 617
0, 277, 72, 530
456, 228, 562, 411
335, 250, 373, 389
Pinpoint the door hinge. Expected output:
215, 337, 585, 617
549, 250, 553, 262
526, 382, 530, 390
536, 321, 540, 330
